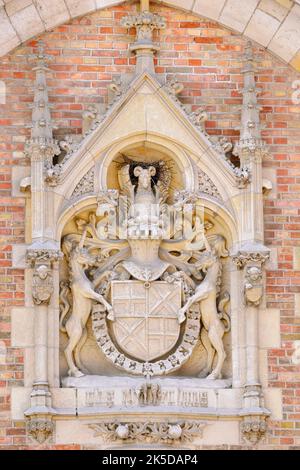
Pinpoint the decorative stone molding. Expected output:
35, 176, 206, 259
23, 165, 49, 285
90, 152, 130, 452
241, 416, 267, 445
82, 105, 102, 135
71, 168, 95, 199
232, 251, 270, 270
198, 170, 222, 200
90, 420, 207, 445
26, 249, 63, 265
27, 416, 54, 444
164, 77, 184, 97
59, 134, 82, 155
44, 163, 62, 187
209, 135, 232, 155
188, 107, 208, 130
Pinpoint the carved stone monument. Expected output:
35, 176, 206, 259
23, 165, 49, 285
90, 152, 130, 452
14, 2, 272, 449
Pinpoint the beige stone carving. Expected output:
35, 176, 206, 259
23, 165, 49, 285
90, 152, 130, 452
232, 250, 270, 270
121, 11, 166, 45
61, 157, 231, 380
178, 235, 230, 379
111, 281, 181, 361
164, 77, 184, 97
26, 249, 62, 306
244, 266, 263, 307
92, 303, 201, 376
90, 420, 207, 445
137, 382, 162, 406
71, 167, 95, 199
241, 417, 267, 445
27, 417, 54, 444
32, 264, 53, 305
60, 231, 114, 378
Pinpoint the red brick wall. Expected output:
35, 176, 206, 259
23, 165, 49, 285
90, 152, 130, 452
0, 3, 299, 449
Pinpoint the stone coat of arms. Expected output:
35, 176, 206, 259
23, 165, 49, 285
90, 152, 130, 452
60, 159, 230, 380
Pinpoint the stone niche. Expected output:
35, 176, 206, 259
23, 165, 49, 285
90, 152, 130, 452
59, 145, 232, 382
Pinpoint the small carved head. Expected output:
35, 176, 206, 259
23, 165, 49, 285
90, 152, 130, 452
246, 266, 262, 282
36, 264, 49, 280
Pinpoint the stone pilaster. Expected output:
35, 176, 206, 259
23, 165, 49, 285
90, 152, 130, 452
232, 249, 270, 410
24, 248, 62, 444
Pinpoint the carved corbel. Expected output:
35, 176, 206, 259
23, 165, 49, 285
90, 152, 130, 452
241, 415, 267, 445
26, 249, 63, 305
232, 249, 269, 308
232, 250, 270, 271
27, 415, 54, 444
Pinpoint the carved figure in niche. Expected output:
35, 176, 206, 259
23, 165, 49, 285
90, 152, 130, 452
244, 266, 263, 307
61, 156, 231, 379
32, 264, 53, 305
60, 230, 114, 378
178, 235, 230, 379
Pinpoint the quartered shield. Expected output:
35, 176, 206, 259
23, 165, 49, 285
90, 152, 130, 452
111, 280, 181, 362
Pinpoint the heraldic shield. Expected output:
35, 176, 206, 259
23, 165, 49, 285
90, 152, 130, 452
111, 281, 181, 362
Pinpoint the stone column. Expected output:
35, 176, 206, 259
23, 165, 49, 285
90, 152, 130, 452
25, 249, 62, 443
229, 259, 246, 388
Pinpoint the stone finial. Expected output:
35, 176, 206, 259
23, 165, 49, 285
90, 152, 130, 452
233, 41, 268, 162
25, 41, 60, 164
121, 6, 166, 75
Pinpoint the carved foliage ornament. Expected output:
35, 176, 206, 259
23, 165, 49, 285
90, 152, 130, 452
232, 251, 270, 270
90, 420, 207, 444
241, 418, 267, 445
27, 418, 54, 444
71, 167, 95, 199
